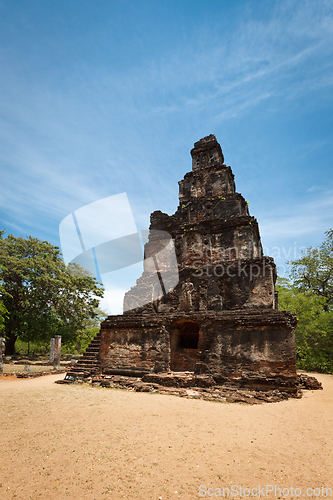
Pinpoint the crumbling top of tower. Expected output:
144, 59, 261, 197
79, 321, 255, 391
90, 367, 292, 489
124, 134, 276, 314
190, 134, 224, 171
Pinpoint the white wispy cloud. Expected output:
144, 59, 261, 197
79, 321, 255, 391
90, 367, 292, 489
260, 189, 333, 244
307, 185, 325, 193
0, 0, 332, 250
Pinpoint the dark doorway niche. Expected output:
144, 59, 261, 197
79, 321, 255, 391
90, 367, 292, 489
170, 320, 200, 371
178, 322, 199, 349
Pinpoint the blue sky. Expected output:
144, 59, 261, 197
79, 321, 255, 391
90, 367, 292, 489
0, 0, 332, 312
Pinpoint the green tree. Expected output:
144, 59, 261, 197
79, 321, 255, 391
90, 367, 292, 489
288, 229, 333, 311
277, 228, 333, 374
0, 231, 104, 355
64, 262, 107, 352
0, 263, 11, 335
0, 286, 8, 334
276, 277, 333, 372
65, 307, 107, 354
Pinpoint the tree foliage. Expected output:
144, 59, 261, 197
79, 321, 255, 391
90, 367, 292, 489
0, 230, 104, 354
288, 229, 333, 311
0, 280, 9, 334
277, 229, 333, 373
65, 306, 107, 354
276, 277, 333, 373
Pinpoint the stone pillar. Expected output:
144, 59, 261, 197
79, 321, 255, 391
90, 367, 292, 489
53, 335, 61, 370
49, 337, 55, 364
0, 338, 6, 374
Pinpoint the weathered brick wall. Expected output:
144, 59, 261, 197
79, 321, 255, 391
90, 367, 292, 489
124, 258, 276, 314
100, 317, 171, 375
100, 311, 297, 390
196, 311, 297, 389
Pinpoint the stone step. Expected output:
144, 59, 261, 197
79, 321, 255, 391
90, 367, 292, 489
63, 331, 102, 379
69, 367, 98, 374
76, 360, 98, 364
75, 362, 99, 367
78, 359, 98, 364
70, 367, 98, 374
72, 363, 98, 368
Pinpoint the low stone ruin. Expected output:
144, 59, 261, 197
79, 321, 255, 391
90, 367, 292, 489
0, 338, 5, 374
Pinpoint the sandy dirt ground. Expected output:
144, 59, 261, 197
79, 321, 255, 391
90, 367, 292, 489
0, 373, 332, 500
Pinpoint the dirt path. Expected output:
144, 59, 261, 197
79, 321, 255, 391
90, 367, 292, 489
0, 373, 332, 499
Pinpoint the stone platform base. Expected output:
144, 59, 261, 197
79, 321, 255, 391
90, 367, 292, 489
99, 310, 298, 392
58, 372, 322, 405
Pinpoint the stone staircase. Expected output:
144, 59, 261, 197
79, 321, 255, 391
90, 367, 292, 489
66, 331, 101, 378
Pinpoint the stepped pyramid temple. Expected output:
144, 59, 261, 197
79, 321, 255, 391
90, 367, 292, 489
68, 135, 297, 392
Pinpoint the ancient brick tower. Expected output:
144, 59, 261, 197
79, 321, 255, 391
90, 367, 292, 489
82, 135, 297, 391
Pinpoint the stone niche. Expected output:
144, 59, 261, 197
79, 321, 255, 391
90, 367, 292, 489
99, 135, 297, 392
